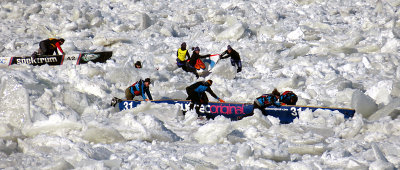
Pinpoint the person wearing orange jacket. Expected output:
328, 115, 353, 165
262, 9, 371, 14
186, 47, 210, 78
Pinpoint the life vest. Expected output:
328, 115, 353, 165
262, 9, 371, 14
177, 49, 188, 61
194, 59, 205, 70
186, 58, 206, 70
257, 94, 279, 107
194, 84, 208, 93
131, 82, 141, 96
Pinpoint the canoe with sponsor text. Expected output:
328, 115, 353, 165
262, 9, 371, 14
0, 51, 112, 67
117, 99, 355, 124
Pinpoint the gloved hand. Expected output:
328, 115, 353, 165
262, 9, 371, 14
219, 99, 225, 103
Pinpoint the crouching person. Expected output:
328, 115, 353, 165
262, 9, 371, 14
185, 80, 225, 117
125, 78, 153, 101
241, 89, 281, 119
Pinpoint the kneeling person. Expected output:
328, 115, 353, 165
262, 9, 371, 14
125, 78, 153, 101
111, 78, 153, 107
248, 89, 281, 117
177, 42, 190, 71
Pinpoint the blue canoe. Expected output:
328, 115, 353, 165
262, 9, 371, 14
118, 99, 355, 124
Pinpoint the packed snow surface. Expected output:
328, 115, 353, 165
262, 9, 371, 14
1, 0, 400, 169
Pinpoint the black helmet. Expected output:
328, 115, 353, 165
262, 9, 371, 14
144, 78, 151, 84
